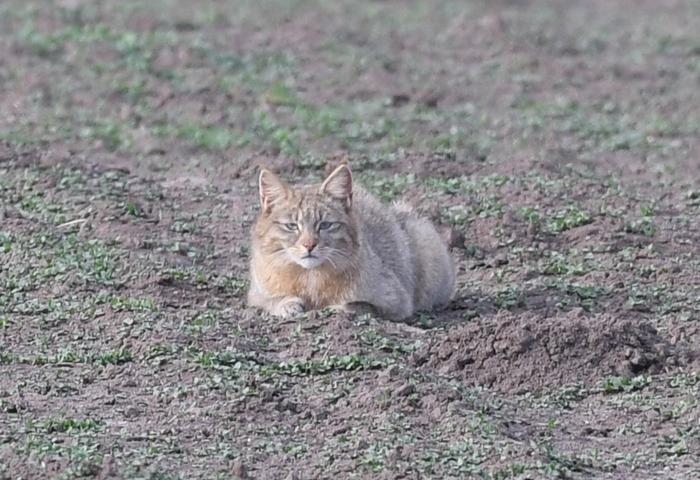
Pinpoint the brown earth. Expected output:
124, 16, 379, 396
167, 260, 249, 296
1, 0, 700, 479
415, 310, 698, 393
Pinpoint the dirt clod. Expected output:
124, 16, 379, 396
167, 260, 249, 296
415, 311, 684, 392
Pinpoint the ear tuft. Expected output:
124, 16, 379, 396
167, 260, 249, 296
320, 164, 353, 205
258, 169, 288, 212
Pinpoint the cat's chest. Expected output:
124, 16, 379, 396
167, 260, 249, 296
263, 266, 353, 308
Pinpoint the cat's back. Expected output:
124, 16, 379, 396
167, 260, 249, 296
353, 185, 455, 311
353, 186, 406, 247
352, 186, 414, 266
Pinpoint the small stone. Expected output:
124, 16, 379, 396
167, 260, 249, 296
123, 406, 142, 418
382, 365, 400, 379
489, 254, 508, 267
389, 93, 411, 107
444, 227, 465, 248
394, 383, 415, 397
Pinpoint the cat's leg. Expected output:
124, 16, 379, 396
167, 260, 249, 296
266, 296, 305, 318
248, 280, 305, 318
356, 273, 414, 320
251, 293, 305, 318
339, 301, 377, 316
376, 291, 414, 320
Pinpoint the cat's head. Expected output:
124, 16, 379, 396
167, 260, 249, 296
253, 164, 358, 271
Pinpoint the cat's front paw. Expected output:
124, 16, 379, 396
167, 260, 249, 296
270, 296, 305, 318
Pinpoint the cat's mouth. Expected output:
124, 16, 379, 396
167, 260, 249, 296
294, 253, 324, 269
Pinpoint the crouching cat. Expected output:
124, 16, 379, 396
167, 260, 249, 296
248, 164, 455, 320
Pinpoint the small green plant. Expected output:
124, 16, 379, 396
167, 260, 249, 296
80, 121, 130, 151
601, 375, 651, 393
519, 206, 541, 225
540, 251, 587, 276
215, 275, 248, 296
546, 206, 592, 234
110, 296, 156, 312
441, 205, 470, 225
40, 417, 102, 434
625, 218, 656, 236
360, 173, 416, 202
98, 349, 133, 366
123, 202, 143, 217
176, 125, 245, 151
263, 354, 388, 377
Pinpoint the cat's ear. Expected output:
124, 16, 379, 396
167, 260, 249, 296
320, 164, 353, 207
258, 168, 288, 213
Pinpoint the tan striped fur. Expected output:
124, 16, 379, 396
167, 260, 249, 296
248, 165, 455, 320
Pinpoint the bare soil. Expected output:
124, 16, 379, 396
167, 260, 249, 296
1, 1, 699, 479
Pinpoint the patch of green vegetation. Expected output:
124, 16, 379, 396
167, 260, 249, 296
189, 347, 256, 369
357, 328, 413, 353
109, 295, 157, 312
539, 251, 588, 276
3, 346, 139, 367
441, 204, 471, 226
518, 206, 541, 226
187, 310, 222, 334
669, 372, 700, 389
0, 232, 13, 253
111, 77, 147, 102
426, 174, 511, 196
625, 217, 656, 236
261, 82, 300, 107
1, 1, 699, 478
214, 275, 248, 297
163, 267, 221, 289
51, 235, 121, 285
98, 348, 133, 366
15, 433, 105, 477
151, 122, 251, 151
79, 120, 131, 151
359, 441, 392, 473
177, 124, 248, 151
601, 375, 651, 394
359, 172, 416, 202
170, 219, 197, 233
472, 196, 505, 219
545, 206, 592, 234
537, 443, 598, 477
190, 346, 387, 377
121, 202, 139, 218
252, 110, 301, 157
493, 289, 525, 310
264, 354, 388, 377
38, 416, 102, 434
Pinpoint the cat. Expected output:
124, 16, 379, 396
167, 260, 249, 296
247, 164, 455, 320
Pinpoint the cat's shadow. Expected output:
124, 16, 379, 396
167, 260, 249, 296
399, 285, 616, 330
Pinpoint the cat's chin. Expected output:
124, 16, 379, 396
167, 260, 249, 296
293, 256, 325, 269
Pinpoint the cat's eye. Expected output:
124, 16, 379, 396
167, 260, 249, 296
318, 221, 335, 231
282, 223, 299, 231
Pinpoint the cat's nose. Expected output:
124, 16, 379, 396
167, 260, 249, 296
301, 237, 318, 252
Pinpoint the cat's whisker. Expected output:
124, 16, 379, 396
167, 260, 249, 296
325, 255, 338, 269
323, 247, 356, 268
265, 248, 293, 267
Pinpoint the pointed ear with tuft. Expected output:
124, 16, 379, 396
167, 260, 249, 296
258, 169, 288, 213
320, 164, 353, 207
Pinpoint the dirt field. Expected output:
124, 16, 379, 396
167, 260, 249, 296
1, 1, 699, 478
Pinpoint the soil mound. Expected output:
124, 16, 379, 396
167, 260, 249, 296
414, 310, 691, 393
